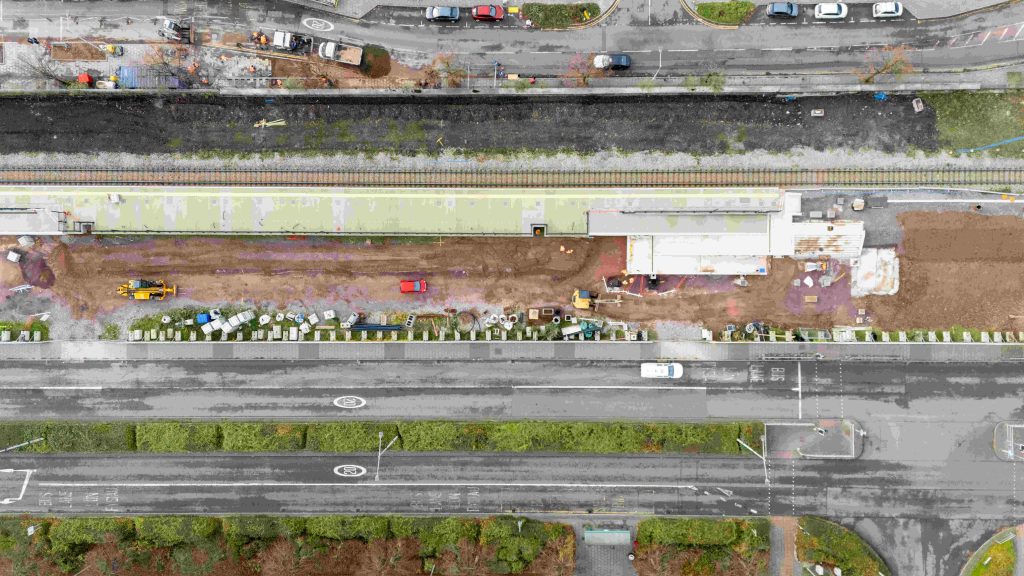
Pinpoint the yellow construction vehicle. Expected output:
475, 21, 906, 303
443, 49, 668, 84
572, 289, 622, 311
117, 280, 176, 301
572, 289, 593, 310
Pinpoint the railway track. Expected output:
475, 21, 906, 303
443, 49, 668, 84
0, 168, 1021, 187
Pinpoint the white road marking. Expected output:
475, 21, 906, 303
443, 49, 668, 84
888, 199, 1014, 203
40, 481, 703, 489
668, 49, 698, 52
715, 48, 746, 51
4, 387, 103, 390
761, 48, 792, 51
513, 385, 714, 390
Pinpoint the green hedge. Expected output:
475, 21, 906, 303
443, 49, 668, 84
221, 423, 305, 451
522, 3, 600, 28
0, 420, 764, 455
7, 515, 568, 574
797, 516, 891, 576
637, 518, 740, 547
136, 422, 221, 452
696, 1, 755, 25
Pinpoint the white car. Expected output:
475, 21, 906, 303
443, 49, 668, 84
640, 362, 684, 379
814, 2, 848, 19
872, 1, 903, 17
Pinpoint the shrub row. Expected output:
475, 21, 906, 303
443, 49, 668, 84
0, 515, 570, 574
637, 517, 770, 549
2, 420, 765, 455
797, 516, 891, 576
522, 3, 601, 28
695, 1, 755, 25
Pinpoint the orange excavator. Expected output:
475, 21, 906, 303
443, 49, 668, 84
117, 280, 176, 301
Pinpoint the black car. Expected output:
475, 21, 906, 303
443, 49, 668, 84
594, 53, 631, 70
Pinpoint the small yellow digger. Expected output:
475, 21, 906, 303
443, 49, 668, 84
117, 280, 176, 301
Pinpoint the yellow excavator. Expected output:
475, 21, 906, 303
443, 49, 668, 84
117, 279, 176, 301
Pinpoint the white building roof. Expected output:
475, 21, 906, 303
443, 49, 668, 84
791, 221, 865, 259
0, 207, 63, 235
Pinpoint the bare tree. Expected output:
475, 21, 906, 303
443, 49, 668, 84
562, 53, 602, 87
856, 45, 914, 84
18, 53, 76, 87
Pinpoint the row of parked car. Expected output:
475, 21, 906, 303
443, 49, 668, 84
425, 4, 506, 21
767, 1, 904, 19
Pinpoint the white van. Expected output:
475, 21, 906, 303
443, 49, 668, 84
640, 362, 683, 379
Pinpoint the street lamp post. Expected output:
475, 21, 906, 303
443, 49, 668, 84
737, 437, 769, 485
375, 431, 399, 481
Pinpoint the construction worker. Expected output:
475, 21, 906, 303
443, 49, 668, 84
259, 34, 268, 48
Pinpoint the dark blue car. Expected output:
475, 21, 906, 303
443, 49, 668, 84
594, 53, 631, 70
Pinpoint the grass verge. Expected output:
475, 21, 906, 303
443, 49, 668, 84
0, 515, 573, 575
921, 91, 1024, 157
797, 516, 891, 576
695, 1, 755, 25
0, 420, 765, 455
635, 517, 770, 574
523, 3, 600, 28
969, 536, 1015, 576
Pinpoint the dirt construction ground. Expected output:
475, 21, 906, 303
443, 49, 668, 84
1, 210, 1023, 333
0, 93, 935, 155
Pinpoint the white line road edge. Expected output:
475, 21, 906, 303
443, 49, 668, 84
38, 481, 702, 489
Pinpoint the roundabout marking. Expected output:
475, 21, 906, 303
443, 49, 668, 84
334, 464, 367, 477
333, 395, 367, 409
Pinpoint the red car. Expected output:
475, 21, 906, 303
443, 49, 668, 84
400, 279, 428, 293
471, 5, 504, 20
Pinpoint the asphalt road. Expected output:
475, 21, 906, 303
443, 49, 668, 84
3, 358, 1021, 574
7, 0, 1024, 77
0, 451, 1015, 520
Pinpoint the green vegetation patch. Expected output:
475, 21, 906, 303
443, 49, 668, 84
309, 420, 765, 454
360, 45, 391, 78
1, 515, 570, 574
0, 422, 136, 452
969, 534, 1015, 576
220, 422, 306, 451
797, 516, 891, 576
636, 517, 770, 573
0, 420, 763, 455
136, 422, 221, 452
921, 91, 1024, 157
696, 1, 755, 25
0, 319, 49, 341
522, 3, 600, 28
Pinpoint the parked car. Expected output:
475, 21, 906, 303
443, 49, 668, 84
640, 362, 684, 379
425, 6, 460, 21
400, 279, 428, 293
871, 1, 903, 17
471, 5, 505, 21
814, 2, 847, 19
766, 2, 799, 17
593, 53, 631, 70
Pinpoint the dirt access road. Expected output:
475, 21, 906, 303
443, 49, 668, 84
1, 93, 935, 156
0, 211, 1021, 331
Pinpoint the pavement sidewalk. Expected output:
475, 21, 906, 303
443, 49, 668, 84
284, 0, 615, 22
3, 339, 1024, 362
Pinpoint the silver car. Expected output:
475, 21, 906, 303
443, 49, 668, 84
426, 6, 460, 21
